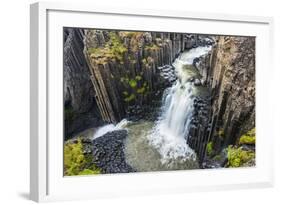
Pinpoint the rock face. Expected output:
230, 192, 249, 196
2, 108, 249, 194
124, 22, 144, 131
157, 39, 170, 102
208, 36, 255, 150
91, 130, 135, 173
83, 31, 213, 124
190, 36, 255, 163
63, 28, 103, 139
84, 31, 186, 123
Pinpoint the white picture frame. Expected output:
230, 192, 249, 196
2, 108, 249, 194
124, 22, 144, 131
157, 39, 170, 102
30, 1, 274, 202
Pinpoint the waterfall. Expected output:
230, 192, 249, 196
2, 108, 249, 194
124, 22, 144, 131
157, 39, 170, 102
148, 46, 212, 164
93, 119, 130, 139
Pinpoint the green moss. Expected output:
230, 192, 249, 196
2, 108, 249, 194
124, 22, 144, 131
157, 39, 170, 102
206, 142, 214, 156
218, 129, 224, 139
120, 75, 149, 102
137, 87, 146, 94
227, 145, 255, 167
88, 32, 127, 64
142, 58, 147, 65
122, 91, 129, 96
78, 169, 100, 175
239, 135, 255, 145
129, 79, 137, 88
135, 75, 142, 81
124, 93, 136, 102
239, 128, 255, 145
64, 138, 101, 176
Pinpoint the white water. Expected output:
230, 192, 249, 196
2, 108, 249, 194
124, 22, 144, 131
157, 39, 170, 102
147, 46, 211, 164
93, 119, 130, 139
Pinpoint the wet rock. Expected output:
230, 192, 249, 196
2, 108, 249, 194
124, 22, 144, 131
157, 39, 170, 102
194, 79, 202, 86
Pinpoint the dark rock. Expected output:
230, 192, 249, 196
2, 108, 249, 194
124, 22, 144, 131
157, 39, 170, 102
91, 130, 136, 174
64, 28, 103, 139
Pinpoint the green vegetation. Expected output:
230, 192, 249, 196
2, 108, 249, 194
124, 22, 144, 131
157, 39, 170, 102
206, 142, 214, 156
64, 138, 101, 176
120, 75, 149, 103
88, 32, 127, 64
217, 129, 225, 139
145, 43, 160, 51
227, 145, 255, 167
135, 75, 142, 81
239, 128, 255, 145
124, 93, 136, 102
129, 79, 137, 88
78, 169, 100, 175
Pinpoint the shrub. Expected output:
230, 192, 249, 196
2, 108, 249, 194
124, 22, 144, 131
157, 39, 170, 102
64, 138, 101, 176
124, 94, 136, 102
129, 79, 137, 88
88, 32, 127, 64
239, 128, 255, 145
78, 169, 100, 175
227, 145, 255, 167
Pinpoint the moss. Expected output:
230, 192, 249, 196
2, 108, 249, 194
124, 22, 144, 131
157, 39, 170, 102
239, 135, 255, 145
239, 128, 255, 145
218, 129, 224, 139
64, 138, 101, 176
88, 32, 127, 64
142, 58, 147, 65
122, 91, 129, 96
214, 128, 224, 139
137, 87, 146, 94
124, 93, 136, 102
129, 79, 137, 88
206, 142, 214, 156
135, 75, 142, 81
227, 145, 255, 167
145, 43, 160, 51
78, 169, 100, 175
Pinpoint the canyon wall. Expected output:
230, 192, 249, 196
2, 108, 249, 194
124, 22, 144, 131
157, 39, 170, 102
189, 36, 255, 164
83, 31, 212, 123
63, 28, 103, 139
208, 36, 255, 152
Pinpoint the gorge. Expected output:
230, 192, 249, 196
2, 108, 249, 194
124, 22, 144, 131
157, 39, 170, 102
63, 28, 256, 175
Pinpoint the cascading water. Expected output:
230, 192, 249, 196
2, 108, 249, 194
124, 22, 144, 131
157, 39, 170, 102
147, 46, 212, 165
93, 119, 130, 139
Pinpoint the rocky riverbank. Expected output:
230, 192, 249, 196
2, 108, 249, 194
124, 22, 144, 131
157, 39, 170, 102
91, 130, 135, 173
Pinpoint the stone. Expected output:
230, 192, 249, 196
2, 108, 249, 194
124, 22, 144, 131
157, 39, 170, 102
194, 79, 202, 86
91, 130, 136, 173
